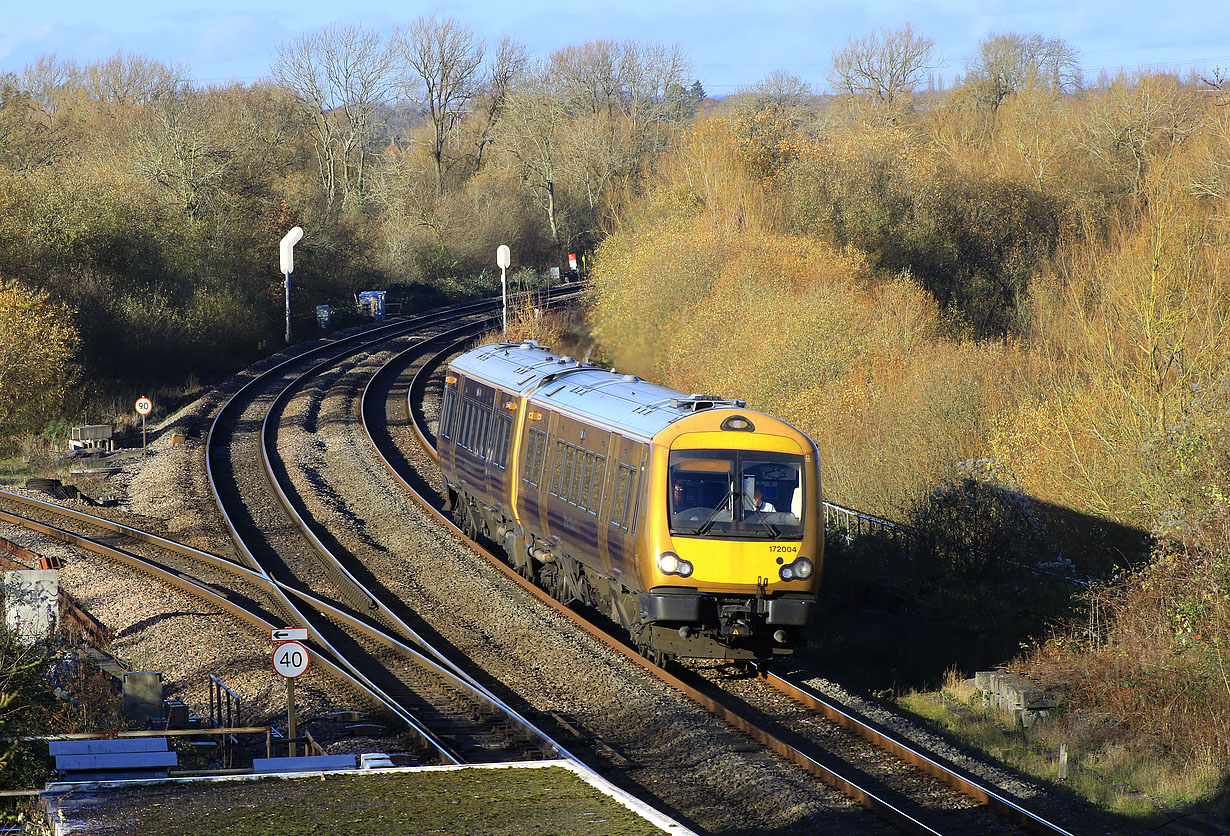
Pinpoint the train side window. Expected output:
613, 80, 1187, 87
563, 445, 578, 503
611, 464, 631, 530
523, 428, 545, 485
577, 453, 591, 510
440, 388, 457, 440
551, 440, 566, 496
457, 399, 470, 448
587, 456, 605, 515
627, 466, 643, 535
458, 397, 490, 455
491, 413, 512, 468
578, 454, 592, 506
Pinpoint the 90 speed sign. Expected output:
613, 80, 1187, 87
272, 640, 310, 679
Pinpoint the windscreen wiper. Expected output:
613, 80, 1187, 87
694, 489, 735, 536
747, 507, 780, 538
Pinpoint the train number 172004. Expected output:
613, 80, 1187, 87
768, 545, 799, 553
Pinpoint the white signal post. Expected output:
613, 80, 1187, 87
273, 639, 310, 756
497, 245, 511, 338
134, 397, 152, 457
280, 226, 304, 345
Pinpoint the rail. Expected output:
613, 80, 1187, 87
205, 289, 588, 768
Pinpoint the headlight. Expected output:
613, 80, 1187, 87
792, 557, 814, 579
657, 552, 681, 574
678, 560, 693, 578
779, 564, 795, 581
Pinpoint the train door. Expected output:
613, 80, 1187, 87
604, 437, 646, 579
516, 407, 550, 538
438, 374, 461, 480
482, 387, 516, 507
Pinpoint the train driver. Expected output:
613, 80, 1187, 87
750, 486, 775, 513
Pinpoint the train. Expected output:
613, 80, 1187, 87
436, 340, 823, 662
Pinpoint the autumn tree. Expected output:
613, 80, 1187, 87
0, 282, 78, 445
828, 24, 938, 111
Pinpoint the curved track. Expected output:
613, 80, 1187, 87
363, 333, 1081, 836
202, 292, 588, 766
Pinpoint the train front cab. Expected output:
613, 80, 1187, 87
638, 411, 823, 659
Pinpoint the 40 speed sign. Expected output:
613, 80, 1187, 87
272, 640, 310, 679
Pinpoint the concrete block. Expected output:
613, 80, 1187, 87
974, 671, 997, 692
996, 674, 1056, 710
3, 570, 59, 643
252, 754, 356, 773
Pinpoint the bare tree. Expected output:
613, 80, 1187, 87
394, 16, 485, 196
471, 36, 528, 172
0, 74, 65, 171
828, 24, 938, 110
81, 52, 185, 108
272, 25, 396, 207
552, 41, 622, 118
748, 70, 812, 111
130, 91, 232, 220
964, 33, 1081, 112
20, 54, 81, 117
500, 67, 570, 249
1077, 73, 1199, 199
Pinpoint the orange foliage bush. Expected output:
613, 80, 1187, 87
590, 122, 1021, 514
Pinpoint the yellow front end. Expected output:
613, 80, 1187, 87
636, 412, 822, 635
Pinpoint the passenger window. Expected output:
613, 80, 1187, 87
611, 464, 631, 530
587, 457, 605, 515
551, 441, 566, 496
574, 452, 589, 506
563, 446, 578, 503
523, 429, 545, 485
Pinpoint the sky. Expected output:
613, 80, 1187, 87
2, 0, 1229, 94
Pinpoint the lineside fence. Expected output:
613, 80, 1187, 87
821, 500, 1083, 589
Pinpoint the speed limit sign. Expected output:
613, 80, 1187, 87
134, 397, 152, 415
272, 641, 310, 679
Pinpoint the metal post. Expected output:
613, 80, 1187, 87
496, 244, 511, 339
284, 272, 292, 345
279, 227, 303, 346
287, 677, 296, 757
142, 414, 147, 457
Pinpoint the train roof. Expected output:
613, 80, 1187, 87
450, 341, 747, 440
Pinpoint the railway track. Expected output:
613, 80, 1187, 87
364, 332, 1085, 836
203, 291, 587, 765
1, 293, 590, 768
3, 292, 1111, 834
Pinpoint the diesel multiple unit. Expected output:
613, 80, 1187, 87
436, 340, 823, 661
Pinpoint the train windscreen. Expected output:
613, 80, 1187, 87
668, 450, 805, 540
